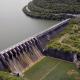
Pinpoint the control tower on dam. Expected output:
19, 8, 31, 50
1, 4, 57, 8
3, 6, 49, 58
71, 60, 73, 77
0, 19, 70, 75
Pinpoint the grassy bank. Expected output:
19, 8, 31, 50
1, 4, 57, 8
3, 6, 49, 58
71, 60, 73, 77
23, 57, 80, 80
0, 71, 23, 80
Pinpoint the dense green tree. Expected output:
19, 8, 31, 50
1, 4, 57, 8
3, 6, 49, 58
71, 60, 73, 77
23, 0, 80, 20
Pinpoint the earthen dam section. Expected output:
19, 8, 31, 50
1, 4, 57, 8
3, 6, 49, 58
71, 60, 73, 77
0, 19, 70, 75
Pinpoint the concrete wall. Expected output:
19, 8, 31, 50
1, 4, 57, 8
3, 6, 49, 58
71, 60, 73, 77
36, 19, 70, 50
43, 48, 74, 62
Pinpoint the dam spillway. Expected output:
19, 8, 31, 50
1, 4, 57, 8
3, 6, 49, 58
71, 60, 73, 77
0, 19, 70, 75
0, 38, 43, 75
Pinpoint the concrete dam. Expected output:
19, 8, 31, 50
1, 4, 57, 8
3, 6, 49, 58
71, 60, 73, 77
0, 19, 70, 75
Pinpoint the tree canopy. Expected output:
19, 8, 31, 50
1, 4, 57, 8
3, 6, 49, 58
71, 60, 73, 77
23, 0, 80, 20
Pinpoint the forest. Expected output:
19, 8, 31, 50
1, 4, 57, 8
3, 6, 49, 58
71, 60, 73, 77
23, 0, 80, 20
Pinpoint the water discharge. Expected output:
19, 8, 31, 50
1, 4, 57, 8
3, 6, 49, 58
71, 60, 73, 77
0, 38, 44, 75
0, 18, 70, 75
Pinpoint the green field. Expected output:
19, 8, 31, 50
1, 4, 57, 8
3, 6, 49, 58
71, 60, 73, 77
24, 57, 80, 80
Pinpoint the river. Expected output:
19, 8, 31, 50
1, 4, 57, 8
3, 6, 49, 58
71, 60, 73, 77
0, 0, 59, 51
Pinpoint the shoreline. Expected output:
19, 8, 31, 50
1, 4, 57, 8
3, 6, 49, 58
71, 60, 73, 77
23, 5, 74, 20
22, 0, 80, 20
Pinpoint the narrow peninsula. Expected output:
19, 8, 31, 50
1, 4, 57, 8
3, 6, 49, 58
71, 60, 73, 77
23, 0, 80, 20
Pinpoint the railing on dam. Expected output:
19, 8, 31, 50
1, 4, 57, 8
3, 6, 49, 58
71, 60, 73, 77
0, 18, 70, 74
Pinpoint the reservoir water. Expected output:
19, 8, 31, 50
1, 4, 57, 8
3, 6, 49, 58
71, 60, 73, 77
0, 0, 58, 51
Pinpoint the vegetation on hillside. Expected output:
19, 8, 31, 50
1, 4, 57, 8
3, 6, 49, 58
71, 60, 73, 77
0, 71, 23, 80
23, 0, 80, 20
47, 18, 80, 53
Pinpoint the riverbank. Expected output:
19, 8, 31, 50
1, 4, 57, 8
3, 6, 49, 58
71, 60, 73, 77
23, 5, 73, 20
23, 0, 80, 20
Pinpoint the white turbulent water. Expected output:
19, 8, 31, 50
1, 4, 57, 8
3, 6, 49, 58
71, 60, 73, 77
0, 0, 58, 51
